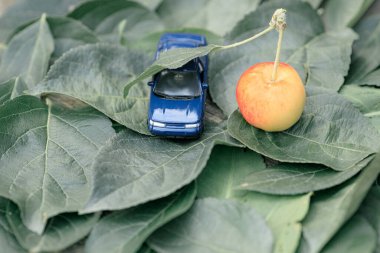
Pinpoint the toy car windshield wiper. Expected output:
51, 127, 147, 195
147, 33, 208, 138
153, 91, 195, 100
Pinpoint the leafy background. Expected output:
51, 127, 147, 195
0, 0, 380, 252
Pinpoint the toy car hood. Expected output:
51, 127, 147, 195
149, 95, 203, 124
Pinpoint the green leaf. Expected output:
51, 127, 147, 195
0, 224, 26, 253
320, 215, 376, 253
46, 17, 99, 61
248, 194, 310, 253
31, 44, 152, 135
197, 146, 265, 199
323, 0, 375, 30
340, 85, 380, 135
0, 14, 54, 88
0, 198, 12, 233
238, 156, 373, 195
302, 0, 323, 9
372, 117, 380, 133
6, 201, 99, 253
340, 85, 380, 116
0, 77, 29, 106
359, 186, 380, 252
148, 198, 274, 253
60, 243, 86, 253
0, 0, 82, 43
137, 244, 156, 253
197, 146, 311, 253
288, 29, 357, 91
210, 1, 356, 114
356, 68, 380, 87
298, 152, 380, 253
227, 0, 323, 43
0, 43, 5, 63
85, 184, 196, 253
137, 0, 163, 10
5, 16, 99, 64
346, 15, 380, 83
68, 0, 164, 40
228, 87, 380, 171
82, 122, 241, 213
0, 96, 115, 234
0, 199, 26, 253
156, 0, 260, 35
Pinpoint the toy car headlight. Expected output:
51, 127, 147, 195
149, 120, 166, 128
185, 123, 200, 128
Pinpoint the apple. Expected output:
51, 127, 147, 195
236, 62, 306, 132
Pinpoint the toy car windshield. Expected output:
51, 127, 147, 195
153, 70, 201, 99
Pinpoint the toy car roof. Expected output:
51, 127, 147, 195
156, 33, 208, 59
158, 33, 207, 45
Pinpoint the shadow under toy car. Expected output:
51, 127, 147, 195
147, 33, 208, 138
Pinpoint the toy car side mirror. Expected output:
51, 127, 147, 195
202, 83, 208, 89
147, 81, 154, 87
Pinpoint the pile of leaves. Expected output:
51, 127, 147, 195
0, 0, 380, 252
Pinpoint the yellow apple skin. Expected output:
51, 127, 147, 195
236, 62, 306, 132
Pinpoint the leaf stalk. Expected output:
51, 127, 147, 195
221, 26, 274, 50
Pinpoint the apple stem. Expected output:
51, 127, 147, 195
271, 29, 284, 82
270, 9, 287, 82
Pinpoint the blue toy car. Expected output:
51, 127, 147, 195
147, 33, 208, 138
